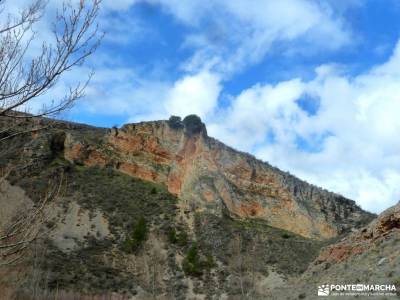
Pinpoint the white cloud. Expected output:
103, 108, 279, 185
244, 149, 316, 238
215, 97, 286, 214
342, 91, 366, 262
153, 0, 352, 74
72, 68, 222, 124
77, 67, 168, 120
164, 71, 221, 119
207, 40, 400, 213
208, 79, 304, 150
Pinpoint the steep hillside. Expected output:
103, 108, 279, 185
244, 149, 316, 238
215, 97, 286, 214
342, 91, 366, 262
268, 202, 400, 299
0, 114, 376, 299
61, 115, 373, 239
1, 162, 326, 299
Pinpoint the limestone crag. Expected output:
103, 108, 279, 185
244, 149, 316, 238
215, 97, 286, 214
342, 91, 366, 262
315, 201, 400, 264
266, 204, 399, 300
62, 115, 373, 239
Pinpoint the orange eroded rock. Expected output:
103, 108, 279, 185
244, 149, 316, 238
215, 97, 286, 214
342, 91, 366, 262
61, 119, 373, 239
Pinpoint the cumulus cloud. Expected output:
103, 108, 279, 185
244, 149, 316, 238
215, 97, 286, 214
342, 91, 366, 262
207, 40, 400, 213
164, 71, 221, 119
207, 79, 305, 150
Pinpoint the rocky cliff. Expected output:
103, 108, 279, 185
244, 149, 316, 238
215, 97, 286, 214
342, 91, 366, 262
62, 115, 373, 239
268, 202, 400, 299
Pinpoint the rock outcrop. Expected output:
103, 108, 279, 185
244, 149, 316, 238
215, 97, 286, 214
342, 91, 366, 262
62, 115, 374, 239
267, 202, 400, 299
315, 201, 400, 264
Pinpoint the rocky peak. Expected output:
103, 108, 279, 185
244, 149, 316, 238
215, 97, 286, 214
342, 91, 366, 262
60, 116, 374, 239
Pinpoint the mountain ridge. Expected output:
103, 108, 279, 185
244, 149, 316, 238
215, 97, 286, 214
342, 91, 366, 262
56, 114, 375, 239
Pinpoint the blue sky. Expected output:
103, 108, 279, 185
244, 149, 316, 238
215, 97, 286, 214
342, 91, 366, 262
16, 0, 400, 213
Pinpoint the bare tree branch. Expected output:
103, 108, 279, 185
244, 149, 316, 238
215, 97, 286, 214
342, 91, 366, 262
0, 171, 65, 265
0, 0, 45, 35
0, 0, 102, 119
0, 0, 101, 272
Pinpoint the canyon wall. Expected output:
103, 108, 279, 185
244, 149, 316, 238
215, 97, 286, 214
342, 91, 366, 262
63, 116, 374, 239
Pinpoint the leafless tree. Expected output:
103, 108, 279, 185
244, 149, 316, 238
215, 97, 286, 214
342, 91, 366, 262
0, 0, 102, 141
230, 231, 261, 300
247, 233, 260, 299
231, 232, 246, 299
0, 171, 65, 267
0, 0, 102, 268
149, 246, 163, 299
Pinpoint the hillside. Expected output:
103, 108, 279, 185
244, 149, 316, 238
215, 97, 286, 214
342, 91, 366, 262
268, 202, 400, 299
0, 114, 377, 299
61, 115, 373, 239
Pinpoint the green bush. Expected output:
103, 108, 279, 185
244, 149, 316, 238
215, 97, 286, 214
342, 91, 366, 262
168, 226, 189, 246
177, 230, 189, 247
122, 217, 147, 253
182, 243, 203, 276
168, 228, 178, 244
168, 116, 183, 129
182, 115, 204, 135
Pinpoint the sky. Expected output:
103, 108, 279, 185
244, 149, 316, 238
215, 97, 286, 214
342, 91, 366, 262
9, 0, 400, 213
